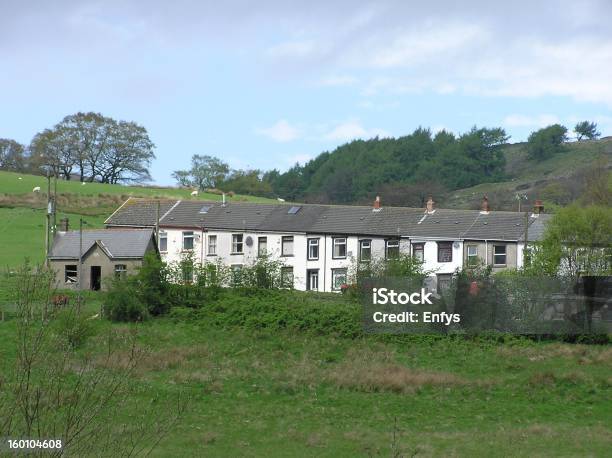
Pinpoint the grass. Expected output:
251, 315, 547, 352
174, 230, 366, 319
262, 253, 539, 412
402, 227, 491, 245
1, 288, 610, 456
0, 170, 275, 202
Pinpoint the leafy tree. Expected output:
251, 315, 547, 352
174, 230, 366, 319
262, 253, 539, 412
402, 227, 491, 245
29, 112, 155, 183
526, 124, 568, 161
173, 154, 229, 190
574, 121, 600, 141
0, 138, 26, 172
221, 169, 273, 196
528, 205, 612, 277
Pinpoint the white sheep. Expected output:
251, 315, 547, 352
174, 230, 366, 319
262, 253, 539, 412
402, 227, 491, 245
277, 197, 285, 202
81, 182, 86, 186
32, 186, 41, 193
18, 177, 22, 180
190, 190, 198, 196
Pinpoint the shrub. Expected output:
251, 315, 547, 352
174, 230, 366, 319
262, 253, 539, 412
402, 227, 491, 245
53, 309, 96, 349
105, 277, 148, 322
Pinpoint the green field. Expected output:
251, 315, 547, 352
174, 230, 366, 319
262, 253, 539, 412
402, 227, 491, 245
0, 170, 274, 202
0, 302, 610, 457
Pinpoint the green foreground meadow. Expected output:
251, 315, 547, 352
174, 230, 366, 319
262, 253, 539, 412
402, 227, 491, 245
1, 289, 610, 457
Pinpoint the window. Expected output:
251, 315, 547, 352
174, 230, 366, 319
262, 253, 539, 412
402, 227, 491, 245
307, 238, 319, 260
231, 264, 242, 285
281, 267, 294, 288
332, 237, 347, 258
412, 243, 424, 262
332, 268, 348, 291
437, 274, 453, 293
437, 242, 453, 263
65, 265, 77, 283
386, 239, 400, 259
232, 234, 243, 254
287, 206, 301, 214
114, 264, 127, 279
159, 231, 167, 252
199, 204, 212, 213
282, 236, 294, 256
307, 269, 319, 291
182, 231, 194, 251
208, 235, 217, 255
493, 245, 507, 266
359, 240, 371, 262
467, 245, 478, 265
258, 237, 267, 257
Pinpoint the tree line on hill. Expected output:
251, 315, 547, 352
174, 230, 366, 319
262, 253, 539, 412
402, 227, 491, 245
172, 120, 602, 205
0, 112, 155, 183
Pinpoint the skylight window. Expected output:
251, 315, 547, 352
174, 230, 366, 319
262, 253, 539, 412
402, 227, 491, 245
199, 205, 212, 214
287, 206, 301, 214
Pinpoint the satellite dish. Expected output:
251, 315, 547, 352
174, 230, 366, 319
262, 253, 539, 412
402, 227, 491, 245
245, 236, 253, 247
453, 241, 460, 249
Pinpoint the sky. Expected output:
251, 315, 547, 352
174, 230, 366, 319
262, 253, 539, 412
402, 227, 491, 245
2, 0, 612, 185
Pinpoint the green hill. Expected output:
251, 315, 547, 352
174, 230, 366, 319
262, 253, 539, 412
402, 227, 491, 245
447, 137, 612, 211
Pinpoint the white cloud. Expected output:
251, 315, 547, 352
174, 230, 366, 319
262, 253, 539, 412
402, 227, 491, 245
266, 40, 318, 59
317, 75, 358, 87
503, 114, 561, 128
255, 120, 301, 142
324, 120, 390, 142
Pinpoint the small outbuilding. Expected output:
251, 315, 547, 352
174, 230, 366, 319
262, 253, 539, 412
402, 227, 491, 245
48, 228, 158, 291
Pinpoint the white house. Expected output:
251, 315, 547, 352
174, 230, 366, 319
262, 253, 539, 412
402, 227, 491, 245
105, 196, 548, 293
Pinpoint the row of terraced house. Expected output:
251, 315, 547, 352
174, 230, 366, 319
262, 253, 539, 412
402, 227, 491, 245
49, 195, 545, 293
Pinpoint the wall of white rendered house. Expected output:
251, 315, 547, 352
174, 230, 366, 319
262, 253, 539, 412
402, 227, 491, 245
158, 227, 525, 293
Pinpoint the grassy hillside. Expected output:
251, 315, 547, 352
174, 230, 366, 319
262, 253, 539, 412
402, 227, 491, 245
446, 137, 612, 211
0, 298, 610, 456
0, 170, 275, 203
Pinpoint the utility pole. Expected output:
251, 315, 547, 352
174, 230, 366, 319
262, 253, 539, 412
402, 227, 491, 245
77, 217, 86, 312
156, 200, 160, 245
52, 172, 58, 236
45, 173, 51, 266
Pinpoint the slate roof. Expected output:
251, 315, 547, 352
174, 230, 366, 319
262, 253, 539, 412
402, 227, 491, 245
105, 198, 547, 241
103, 198, 178, 227
48, 229, 155, 259
526, 214, 553, 242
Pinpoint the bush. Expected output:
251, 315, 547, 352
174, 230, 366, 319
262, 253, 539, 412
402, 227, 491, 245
53, 309, 96, 349
105, 277, 149, 322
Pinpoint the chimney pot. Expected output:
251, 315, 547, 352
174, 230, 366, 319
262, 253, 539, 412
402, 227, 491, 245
426, 196, 435, 213
533, 199, 544, 214
481, 196, 490, 213
373, 195, 381, 210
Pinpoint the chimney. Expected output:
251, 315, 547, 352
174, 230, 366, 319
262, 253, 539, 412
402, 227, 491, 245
533, 199, 544, 215
480, 196, 490, 213
426, 196, 435, 213
59, 217, 69, 232
373, 195, 381, 211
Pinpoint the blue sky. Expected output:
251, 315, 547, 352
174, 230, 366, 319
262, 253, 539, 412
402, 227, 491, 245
2, 0, 612, 184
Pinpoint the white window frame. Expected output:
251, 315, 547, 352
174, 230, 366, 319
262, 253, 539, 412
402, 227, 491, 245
359, 239, 371, 262
467, 245, 478, 265
182, 231, 194, 251
232, 234, 244, 254
307, 238, 319, 260
307, 269, 319, 291
331, 268, 348, 291
207, 235, 217, 256
437, 242, 453, 263
159, 231, 168, 252
385, 239, 400, 259
493, 244, 507, 266
332, 237, 347, 259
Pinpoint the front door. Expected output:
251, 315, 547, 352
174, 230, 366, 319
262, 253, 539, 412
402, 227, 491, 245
90, 266, 101, 291
307, 269, 319, 291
